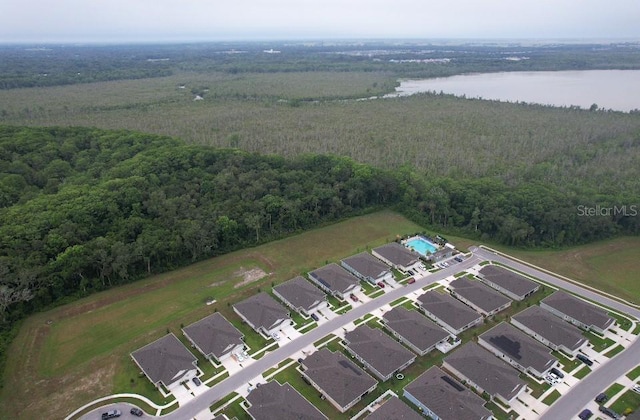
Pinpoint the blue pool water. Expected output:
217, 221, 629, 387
406, 238, 437, 256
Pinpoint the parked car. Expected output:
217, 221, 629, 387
130, 407, 144, 417
407, 277, 416, 284
349, 293, 359, 302
595, 393, 608, 404
454, 257, 463, 262
271, 332, 280, 341
297, 358, 304, 364
192, 377, 202, 386
101, 410, 121, 419
633, 384, 640, 394
578, 409, 593, 420
407, 270, 415, 275
377, 281, 385, 288
599, 405, 621, 419
550, 367, 565, 379
310, 313, 320, 321
577, 354, 593, 366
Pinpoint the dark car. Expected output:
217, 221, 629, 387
595, 393, 608, 403
101, 410, 121, 419
377, 281, 385, 288
130, 407, 144, 417
577, 354, 593, 366
599, 405, 621, 419
550, 367, 565, 379
349, 293, 359, 302
310, 313, 319, 321
192, 376, 202, 386
454, 257, 463, 262
578, 409, 593, 420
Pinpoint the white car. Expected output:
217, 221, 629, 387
633, 385, 640, 394
272, 332, 280, 341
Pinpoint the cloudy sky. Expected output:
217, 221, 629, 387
1, 0, 639, 43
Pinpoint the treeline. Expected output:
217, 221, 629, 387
2, 41, 640, 89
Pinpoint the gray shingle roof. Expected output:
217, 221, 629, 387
541, 290, 614, 331
417, 291, 482, 332
478, 265, 539, 298
233, 292, 290, 331
449, 277, 512, 314
344, 325, 415, 379
182, 312, 244, 359
512, 306, 588, 351
479, 322, 557, 374
382, 307, 450, 353
404, 366, 492, 420
444, 342, 526, 402
373, 243, 419, 267
131, 333, 197, 386
341, 252, 391, 280
246, 381, 327, 420
365, 396, 422, 420
302, 348, 377, 410
274, 276, 326, 312
308, 264, 359, 294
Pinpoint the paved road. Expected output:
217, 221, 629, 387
82, 402, 145, 420
472, 247, 640, 420
153, 256, 481, 420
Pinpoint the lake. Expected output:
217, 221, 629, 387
389, 70, 640, 112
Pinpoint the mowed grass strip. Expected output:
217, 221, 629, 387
2, 211, 421, 420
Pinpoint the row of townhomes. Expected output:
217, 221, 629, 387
128, 247, 616, 420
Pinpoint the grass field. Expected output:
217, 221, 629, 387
0, 210, 421, 419
611, 389, 640, 415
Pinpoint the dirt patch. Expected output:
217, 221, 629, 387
233, 267, 270, 288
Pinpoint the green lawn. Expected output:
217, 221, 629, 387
604, 344, 626, 358
610, 390, 640, 415
627, 365, 640, 380
574, 366, 592, 379
583, 330, 616, 353
542, 390, 562, 405
604, 383, 626, 399
608, 312, 634, 332
551, 351, 581, 372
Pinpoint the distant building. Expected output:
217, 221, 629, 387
417, 291, 483, 335
477, 265, 539, 301
478, 322, 557, 378
372, 243, 422, 273
233, 292, 290, 337
300, 348, 377, 413
540, 290, 614, 334
131, 333, 198, 389
449, 277, 512, 317
182, 312, 244, 362
308, 263, 359, 300
382, 306, 450, 355
443, 342, 526, 406
341, 252, 393, 285
245, 380, 327, 420
403, 366, 492, 420
428, 248, 454, 262
343, 325, 416, 381
364, 396, 422, 420
273, 276, 328, 316
511, 306, 588, 356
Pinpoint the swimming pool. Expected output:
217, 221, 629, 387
405, 237, 438, 256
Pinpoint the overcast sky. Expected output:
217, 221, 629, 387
1, 0, 639, 43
